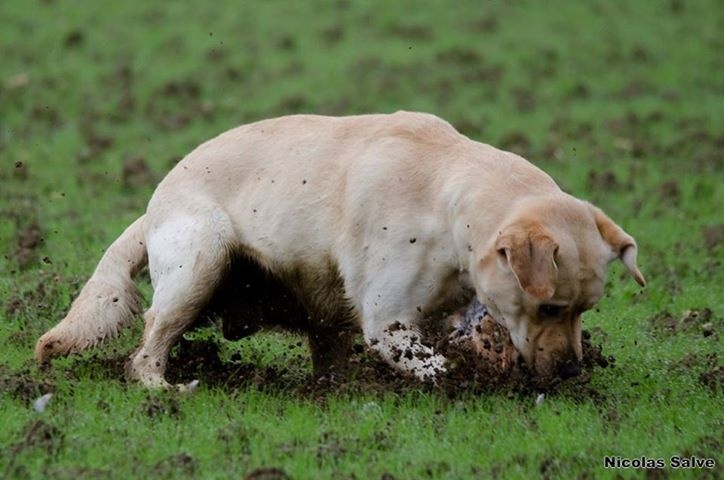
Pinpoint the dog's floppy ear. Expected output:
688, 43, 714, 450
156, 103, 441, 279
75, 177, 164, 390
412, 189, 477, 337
589, 204, 646, 287
495, 223, 558, 300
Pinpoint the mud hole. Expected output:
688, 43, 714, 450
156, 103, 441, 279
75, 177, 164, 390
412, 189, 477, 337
146, 322, 614, 402
48, 315, 614, 402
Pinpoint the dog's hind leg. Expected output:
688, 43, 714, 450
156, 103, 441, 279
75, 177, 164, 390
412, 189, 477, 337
127, 209, 235, 388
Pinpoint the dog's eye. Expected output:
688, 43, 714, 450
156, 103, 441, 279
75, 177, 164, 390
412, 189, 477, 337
538, 304, 565, 318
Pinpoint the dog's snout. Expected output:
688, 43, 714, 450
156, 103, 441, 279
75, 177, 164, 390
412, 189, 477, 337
559, 360, 581, 379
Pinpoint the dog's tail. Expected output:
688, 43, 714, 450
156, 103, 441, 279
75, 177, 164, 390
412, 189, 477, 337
35, 215, 148, 363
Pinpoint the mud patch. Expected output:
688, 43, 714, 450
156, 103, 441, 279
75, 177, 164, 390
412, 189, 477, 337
153, 453, 195, 477
587, 170, 620, 191
121, 156, 154, 189
0, 365, 55, 403
467, 14, 498, 34
10, 419, 63, 454
141, 392, 181, 419
145, 78, 214, 131
386, 23, 433, 41
668, 352, 721, 394
14, 221, 42, 269
436, 324, 611, 398
141, 320, 612, 402
512, 87, 537, 113
320, 26, 344, 45
699, 366, 722, 393
245, 467, 290, 480
63, 29, 85, 48
701, 224, 724, 251
4, 270, 79, 326
648, 309, 717, 337
2, 420, 63, 479
78, 127, 115, 162
657, 180, 681, 206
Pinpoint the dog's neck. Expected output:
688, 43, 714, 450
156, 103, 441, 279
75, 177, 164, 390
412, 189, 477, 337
442, 143, 561, 271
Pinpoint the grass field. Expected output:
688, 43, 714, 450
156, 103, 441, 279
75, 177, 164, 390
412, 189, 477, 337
1, 0, 722, 478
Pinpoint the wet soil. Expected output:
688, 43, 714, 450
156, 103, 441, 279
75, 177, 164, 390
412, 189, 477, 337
0, 365, 55, 403
121, 155, 154, 189
648, 308, 718, 338
244, 467, 291, 480
153, 320, 614, 401
4, 418, 64, 480
14, 222, 43, 269
701, 224, 724, 251
152, 453, 196, 477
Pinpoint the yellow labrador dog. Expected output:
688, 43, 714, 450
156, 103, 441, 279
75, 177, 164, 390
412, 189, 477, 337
36, 112, 645, 387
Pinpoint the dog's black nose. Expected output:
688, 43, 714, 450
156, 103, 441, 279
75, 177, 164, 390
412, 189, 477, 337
559, 360, 581, 379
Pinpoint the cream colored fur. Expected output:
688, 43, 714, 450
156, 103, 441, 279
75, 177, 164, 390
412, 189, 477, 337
36, 111, 644, 387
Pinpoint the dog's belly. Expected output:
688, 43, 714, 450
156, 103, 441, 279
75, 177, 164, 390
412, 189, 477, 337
199, 254, 357, 340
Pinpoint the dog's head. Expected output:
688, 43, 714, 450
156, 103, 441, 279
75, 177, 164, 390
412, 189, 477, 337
474, 194, 645, 379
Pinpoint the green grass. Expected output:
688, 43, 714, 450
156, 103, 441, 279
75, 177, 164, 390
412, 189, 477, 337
1, 0, 722, 478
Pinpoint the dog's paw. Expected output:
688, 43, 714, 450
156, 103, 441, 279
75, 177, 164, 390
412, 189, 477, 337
411, 353, 447, 384
125, 358, 173, 389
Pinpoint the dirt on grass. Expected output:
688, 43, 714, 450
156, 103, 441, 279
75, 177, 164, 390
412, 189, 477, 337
121, 155, 154, 188
152, 453, 196, 477
0, 365, 55, 403
244, 467, 291, 480
25, 308, 617, 403
701, 224, 724, 251
648, 308, 718, 338
14, 222, 43, 269
1, 419, 64, 478
153, 321, 615, 402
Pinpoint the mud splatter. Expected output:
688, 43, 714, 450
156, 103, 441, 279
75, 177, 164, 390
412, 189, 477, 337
122, 156, 154, 188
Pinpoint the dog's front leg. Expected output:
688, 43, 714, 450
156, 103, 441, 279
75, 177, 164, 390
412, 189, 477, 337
348, 245, 451, 382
